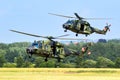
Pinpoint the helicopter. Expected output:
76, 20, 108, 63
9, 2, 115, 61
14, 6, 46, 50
10, 30, 92, 62
49, 13, 111, 36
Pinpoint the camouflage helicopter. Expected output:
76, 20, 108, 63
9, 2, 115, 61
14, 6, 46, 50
49, 13, 111, 36
10, 30, 92, 62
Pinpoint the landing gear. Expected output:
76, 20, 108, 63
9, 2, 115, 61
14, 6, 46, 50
28, 53, 32, 58
76, 33, 78, 36
85, 34, 88, 37
57, 58, 61, 62
64, 29, 67, 32
29, 55, 31, 58
55, 63, 60, 68
45, 57, 48, 62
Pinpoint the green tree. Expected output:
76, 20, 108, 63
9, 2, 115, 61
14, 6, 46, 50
59, 63, 75, 68
115, 57, 120, 68
8, 42, 30, 47
75, 56, 84, 68
0, 43, 8, 50
22, 61, 35, 68
34, 57, 43, 67
96, 57, 115, 68
3, 62, 16, 68
14, 56, 24, 67
0, 55, 6, 67
40, 60, 55, 68
5, 47, 20, 62
83, 59, 96, 68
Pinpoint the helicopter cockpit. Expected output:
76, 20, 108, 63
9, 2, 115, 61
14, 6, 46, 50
63, 20, 75, 29
66, 20, 74, 24
26, 40, 43, 54
32, 40, 39, 48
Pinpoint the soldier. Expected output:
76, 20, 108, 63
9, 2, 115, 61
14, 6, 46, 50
37, 40, 42, 48
81, 42, 92, 55
50, 41, 57, 57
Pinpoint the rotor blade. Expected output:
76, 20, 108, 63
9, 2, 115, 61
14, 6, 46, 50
48, 13, 75, 18
54, 37, 87, 40
55, 34, 70, 38
74, 13, 111, 20
10, 30, 46, 38
83, 18, 112, 20
74, 13, 84, 20
10, 30, 70, 40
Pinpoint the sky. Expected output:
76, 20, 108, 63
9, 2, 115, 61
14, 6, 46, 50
0, 0, 120, 43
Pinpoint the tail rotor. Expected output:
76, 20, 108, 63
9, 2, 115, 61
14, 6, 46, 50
106, 23, 111, 31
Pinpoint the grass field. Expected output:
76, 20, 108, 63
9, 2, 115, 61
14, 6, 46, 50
0, 68, 120, 80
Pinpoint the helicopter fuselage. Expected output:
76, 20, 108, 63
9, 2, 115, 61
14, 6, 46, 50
49, 13, 111, 36
26, 40, 81, 61
26, 40, 67, 59
63, 19, 93, 36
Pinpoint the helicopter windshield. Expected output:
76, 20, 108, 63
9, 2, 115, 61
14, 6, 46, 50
66, 20, 74, 24
32, 41, 39, 48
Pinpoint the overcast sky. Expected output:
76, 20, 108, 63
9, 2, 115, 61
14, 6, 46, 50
0, 0, 119, 43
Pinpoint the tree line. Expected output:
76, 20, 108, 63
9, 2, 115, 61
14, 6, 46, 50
0, 39, 120, 68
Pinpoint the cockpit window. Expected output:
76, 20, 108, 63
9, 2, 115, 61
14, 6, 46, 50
66, 20, 74, 24
32, 42, 39, 48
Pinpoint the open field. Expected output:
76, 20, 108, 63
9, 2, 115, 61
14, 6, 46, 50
0, 68, 120, 80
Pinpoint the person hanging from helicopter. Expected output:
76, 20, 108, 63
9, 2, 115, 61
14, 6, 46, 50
81, 42, 92, 55
38, 40, 42, 48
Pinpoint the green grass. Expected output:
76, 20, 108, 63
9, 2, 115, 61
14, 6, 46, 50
0, 68, 120, 80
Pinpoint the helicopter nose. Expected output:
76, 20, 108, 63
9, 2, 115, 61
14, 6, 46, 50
26, 47, 33, 54
63, 24, 70, 29
63, 24, 66, 28
26, 47, 35, 54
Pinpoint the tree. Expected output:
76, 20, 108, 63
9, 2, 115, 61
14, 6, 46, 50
39, 60, 56, 68
22, 61, 35, 68
5, 47, 20, 62
83, 59, 96, 68
3, 63, 16, 68
59, 63, 75, 68
0, 43, 8, 50
34, 57, 43, 67
115, 57, 120, 68
0, 55, 6, 67
96, 57, 115, 68
14, 56, 24, 67
75, 56, 84, 68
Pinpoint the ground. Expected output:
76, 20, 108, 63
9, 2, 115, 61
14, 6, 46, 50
0, 68, 120, 80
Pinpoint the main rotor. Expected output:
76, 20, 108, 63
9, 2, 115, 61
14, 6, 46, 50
48, 13, 111, 20
10, 30, 86, 41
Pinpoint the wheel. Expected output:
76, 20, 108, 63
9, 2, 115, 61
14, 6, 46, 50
64, 29, 67, 32
85, 34, 88, 37
76, 33, 78, 36
45, 58, 48, 62
28, 54, 32, 58
29, 55, 31, 58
